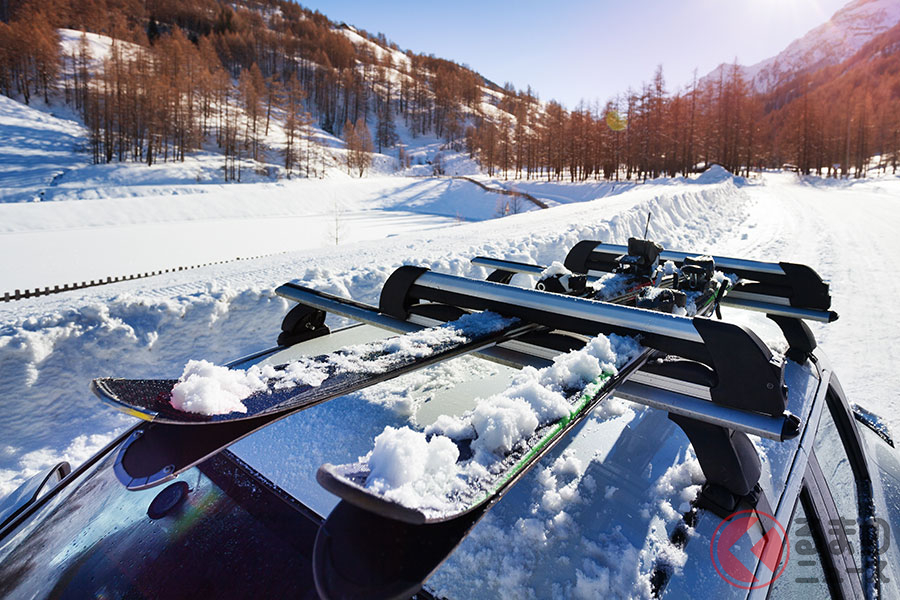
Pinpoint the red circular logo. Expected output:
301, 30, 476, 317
710, 510, 789, 589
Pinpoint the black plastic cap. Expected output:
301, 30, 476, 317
147, 481, 188, 520
379, 266, 430, 319
781, 412, 802, 441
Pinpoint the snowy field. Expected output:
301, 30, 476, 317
2, 157, 899, 597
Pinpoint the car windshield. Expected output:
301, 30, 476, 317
0, 449, 320, 599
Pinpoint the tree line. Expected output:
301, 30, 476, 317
1, 0, 899, 180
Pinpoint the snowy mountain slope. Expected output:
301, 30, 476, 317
13, 28, 486, 202
0, 96, 89, 204
704, 0, 900, 92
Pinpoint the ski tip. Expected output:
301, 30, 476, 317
316, 464, 429, 525
91, 378, 160, 422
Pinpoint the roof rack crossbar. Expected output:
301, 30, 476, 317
380, 267, 787, 418
277, 281, 796, 444
616, 380, 798, 441
471, 255, 837, 323
275, 283, 550, 370
563, 240, 833, 312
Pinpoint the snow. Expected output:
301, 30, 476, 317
539, 261, 571, 278
168, 311, 514, 415
170, 359, 260, 414
365, 426, 462, 507
353, 333, 641, 517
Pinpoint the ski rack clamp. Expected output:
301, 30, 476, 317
562, 240, 838, 320
558, 239, 836, 361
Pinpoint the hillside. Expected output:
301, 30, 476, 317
703, 0, 900, 93
2, 0, 900, 185
2, 2, 900, 596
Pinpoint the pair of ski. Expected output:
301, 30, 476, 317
92, 264, 666, 490
92, 254, 726, 599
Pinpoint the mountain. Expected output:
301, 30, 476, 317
704, 0, 900, 92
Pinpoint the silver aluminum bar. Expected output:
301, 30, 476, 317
471, 257, 545, 276
473, 255, 835, 322
725, 290, 791, 306
471, 257, 609, 284
275, 283, 550, 369
276, 284, 420, 334
629, 370, 712, 400
414, 270, 704, 343
721, 297, 835, 323
615, 381, 789, 441
587, 242, 785, 276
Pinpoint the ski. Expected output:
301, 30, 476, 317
316, 343, 654, 525
312, 271, 732, 599
92, 311, 532, 425
106, 250, 690, 491
313, 279, 725, 525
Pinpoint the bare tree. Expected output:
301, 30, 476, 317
344, 117, 373, 176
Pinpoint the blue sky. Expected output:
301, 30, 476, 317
299, 0, 849, 107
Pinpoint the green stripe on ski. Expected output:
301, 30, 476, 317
698, 279, 732, 311
473, 370, 614, 507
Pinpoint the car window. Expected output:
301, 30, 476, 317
0, 451, 322, 599
768, 490, 834, 598
814, 401, 864, 581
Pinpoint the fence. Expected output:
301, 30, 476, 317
2, 253, 285, 302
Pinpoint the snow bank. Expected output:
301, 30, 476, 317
0, 286, 289, 496
0, 173, 748, 497
694, 164, 735, 184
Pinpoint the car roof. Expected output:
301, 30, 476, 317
226, 322, 824, 597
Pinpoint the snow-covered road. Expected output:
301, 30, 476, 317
715, 173, 900, 426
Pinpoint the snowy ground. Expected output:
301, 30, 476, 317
715, 172, 900, 423
2, 160, 899, 599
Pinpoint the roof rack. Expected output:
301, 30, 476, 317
468, 237, 844, 514
279, 257, 802, 518
474, 242, 838, 323
158, 235, 824, 524
278, 263, 798, 443
271, 238, 841, 593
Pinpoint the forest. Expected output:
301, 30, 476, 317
1, 0, 899, 180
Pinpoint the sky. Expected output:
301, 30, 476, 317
298, 0, 851, 108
